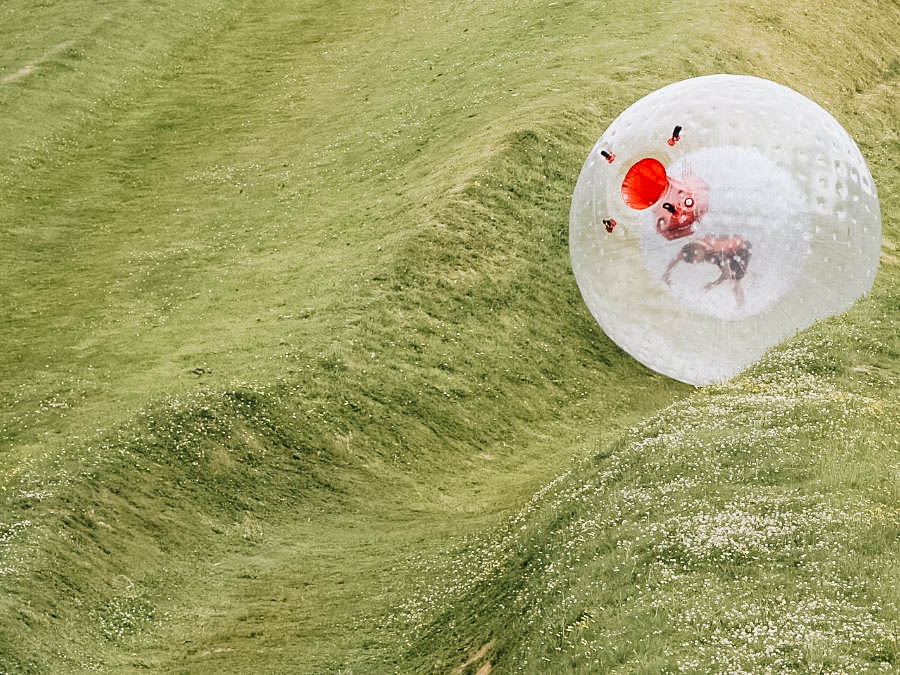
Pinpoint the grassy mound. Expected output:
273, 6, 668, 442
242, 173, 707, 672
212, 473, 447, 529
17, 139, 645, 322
0, 0, 897, 671
401, 324, 899, 672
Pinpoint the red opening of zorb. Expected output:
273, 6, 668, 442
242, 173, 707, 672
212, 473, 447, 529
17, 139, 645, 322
621, 157, 710, 240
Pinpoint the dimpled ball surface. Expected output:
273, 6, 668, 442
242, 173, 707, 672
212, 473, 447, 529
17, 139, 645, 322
570, 74, 881, 385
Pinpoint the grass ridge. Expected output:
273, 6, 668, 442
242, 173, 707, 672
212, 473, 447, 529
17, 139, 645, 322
0, 107, 682, 670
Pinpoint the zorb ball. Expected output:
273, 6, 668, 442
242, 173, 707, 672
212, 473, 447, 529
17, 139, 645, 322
570, 74, 881, 385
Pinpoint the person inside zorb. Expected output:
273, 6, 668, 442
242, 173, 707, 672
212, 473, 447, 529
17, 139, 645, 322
569, 75, 881, 385
618, 145, 752, 308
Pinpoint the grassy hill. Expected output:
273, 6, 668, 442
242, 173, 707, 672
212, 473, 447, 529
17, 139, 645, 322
0, 0, 897, 672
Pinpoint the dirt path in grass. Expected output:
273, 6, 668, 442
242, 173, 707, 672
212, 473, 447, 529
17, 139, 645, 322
1, 41, 72, 84
452, 641, 494, 674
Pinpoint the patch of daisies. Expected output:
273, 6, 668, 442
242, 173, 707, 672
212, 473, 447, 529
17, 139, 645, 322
397, 335, 899, 672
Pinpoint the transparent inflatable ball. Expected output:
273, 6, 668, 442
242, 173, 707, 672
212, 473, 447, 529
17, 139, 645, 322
569, 74, 881, 385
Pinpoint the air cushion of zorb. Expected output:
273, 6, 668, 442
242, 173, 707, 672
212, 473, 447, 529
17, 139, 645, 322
569, 74, 881, 385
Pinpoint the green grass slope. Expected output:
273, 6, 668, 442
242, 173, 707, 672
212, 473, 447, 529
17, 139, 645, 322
0, 0, 897, 672
403, 331, 900, 673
